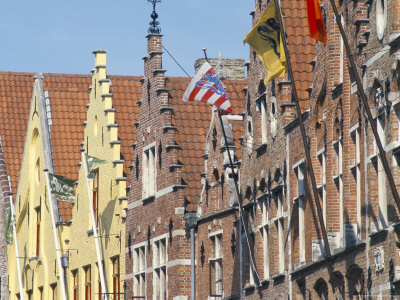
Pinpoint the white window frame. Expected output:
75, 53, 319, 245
142, 143, 156, 198
333, 139, 344, 245
350, 125, 361, 239
375, 116, 387, 228
293, 161, 305, 263
273, 189, 284, 274
339, 14, 345, 84
153, 237, 167, 300
133, 243, 146, 298
317, 147, 327, 227
261, 199, 269, 279
261, 97, 268, 144
209, 231, 223, 298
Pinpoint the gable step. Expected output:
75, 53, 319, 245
85, 103, 90, 109
355, 18, 369, 27
101, 93, 112, 99
115, 177, 127, 182
104, 108, 116, 113
163, 126, 178, 132
113, 160, 124, 165
166, 144, 182, 151
160, 106, 174, 113
82, 121, 87, 127
99, 79, 111, 84
157, 88, 170, 95
110, 140, 122, 145
118, 196, 128, 201
153, 69, 167, 75
107, 123, 118, 128
149, 51, 163, 57
169, 164, 184, 171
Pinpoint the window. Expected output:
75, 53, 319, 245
333, 139, 344, 245
50, 283, 57, 300
270, 97, 277, 139
273, 189, 284, 274
350, 126, 361, 238
134, 245, 146, 297
294, 162, 305, 263
261, 198, 269, 279
260, 97, 268, 144
210, 233, 223, 298
317, 148, 327, 227
375, 116, 387, 228
153, 238, 167, 300
339, 15, 345, 84
35, 206, 41, 256
97, 261, 104, 300
112, 256, 121, 300
143, 145, 156, 198
92, 170, 99, 227
72, 270, 79, 300
84, 265, 91, 300
376, 0, 387, 40
247, 118, 253, 155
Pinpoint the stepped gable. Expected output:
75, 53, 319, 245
167, 76, 247, 210
0, 72, 140, 222
0, 72, 35, 196
108, 75, 142, 182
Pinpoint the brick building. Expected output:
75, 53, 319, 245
233, 0, 400, 298
124, 32, 247, 299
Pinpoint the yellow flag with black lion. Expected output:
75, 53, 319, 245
244, 0, 287, 83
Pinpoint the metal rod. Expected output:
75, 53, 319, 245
217, 112, 260, 284
273, 0, 331, 257
328, 0, 400, 212
190, 226, 195, 300
81, 151, 108, 300
44, 170, 67, 300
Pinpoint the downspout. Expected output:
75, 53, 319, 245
184, 213, 198, 300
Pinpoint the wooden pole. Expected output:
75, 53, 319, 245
273, 0, 331, 257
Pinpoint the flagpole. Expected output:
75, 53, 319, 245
7, 188, 24, 300
44, 170, 67, 300
217, 111, 261, 285
81, 150, 108, 300
328, 0, 400, 212
273, 0, 331, 257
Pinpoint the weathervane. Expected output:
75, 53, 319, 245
147, 0, 161, 34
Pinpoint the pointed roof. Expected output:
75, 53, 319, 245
0, 72, 141, 220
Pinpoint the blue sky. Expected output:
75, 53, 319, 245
0, 0, 253, 77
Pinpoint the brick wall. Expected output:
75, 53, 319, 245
125, 34, 191, 300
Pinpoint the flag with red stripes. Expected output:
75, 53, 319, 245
183, 62, 232, 114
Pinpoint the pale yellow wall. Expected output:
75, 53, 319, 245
66, 50, 127, 299
8, 52, 127, 300
8, 85, 63, 300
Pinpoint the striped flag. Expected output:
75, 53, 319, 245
183, 62, 232, 114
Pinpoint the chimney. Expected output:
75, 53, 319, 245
194, 57, 246, 80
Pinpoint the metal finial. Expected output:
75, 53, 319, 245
147, 0, 161, 34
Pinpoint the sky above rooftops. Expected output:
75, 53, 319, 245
0, 0, 252, 78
